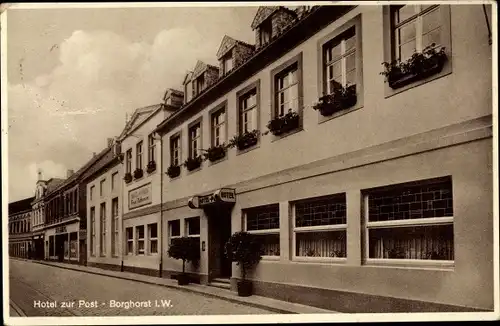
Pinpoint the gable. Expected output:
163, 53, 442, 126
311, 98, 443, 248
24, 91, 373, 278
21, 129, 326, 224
216, 35, 237, 59
251, 6, 279, 30
183, 71, 193, 85
192, 60, 208, 79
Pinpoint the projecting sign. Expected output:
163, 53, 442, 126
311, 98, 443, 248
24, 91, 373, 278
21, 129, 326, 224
129, 183, 153, 210
188, 188, 236, 209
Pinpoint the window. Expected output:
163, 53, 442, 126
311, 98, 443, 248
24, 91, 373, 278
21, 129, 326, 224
391, 5, 442, 62
271, 53, 303, 120
100, 179, 106, 197
323, 27, 356, 94
126, 227, 133, 255
148, 133, 156, 163
293, 194, 347, 259
238, 86, 258, 134
244, 204, 280, 257
195, 74, 205, 95
364, 177, 454, 263
184, 81, 192, 103
259, 20, 272, 46
211, 108, 226, 147
168, 220, 181, 244
111, 198, 119, 257
136, 225, 145, 255
189, 122, 201, 159
126, 149, 132, 174
136, 141, 143, 170
73, 190, 77, 213
186, 217, 200, 237
90, 186, 95, 201
100, 203, 106, 255
148, 223, 158, 255
170, 134, 181, 166
90, 207, 95, 256
111, 172, 118, 191
222, 53, 233, 75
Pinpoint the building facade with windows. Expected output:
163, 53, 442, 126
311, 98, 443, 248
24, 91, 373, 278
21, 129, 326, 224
8, 197, 35, 258
118, 92, 183, 276
152, 5, 493, 312
85, 141, 122, 270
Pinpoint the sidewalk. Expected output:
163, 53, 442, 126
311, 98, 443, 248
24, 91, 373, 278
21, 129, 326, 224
15, 258, 336, 314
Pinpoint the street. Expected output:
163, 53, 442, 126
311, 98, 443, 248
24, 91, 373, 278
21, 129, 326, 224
8, 259, 275, 316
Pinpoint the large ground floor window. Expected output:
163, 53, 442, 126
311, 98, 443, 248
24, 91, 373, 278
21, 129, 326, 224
364, 176, 454, 262
243, 204, 280, 257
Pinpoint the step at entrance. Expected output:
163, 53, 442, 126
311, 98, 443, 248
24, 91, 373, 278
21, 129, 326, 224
210, 278, 231, 290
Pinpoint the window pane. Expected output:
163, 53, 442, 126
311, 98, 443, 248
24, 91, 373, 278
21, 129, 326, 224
149, 223, 157, 238
187, 217, 200, 235
422, 28, 441, 49
329, 42, 342, 61
344, 35, 356, 52
368, 178, 453, 222
399, 41, 416, 61
395, 5, 417, 24
329, 61, 342, 80
397, 22, 416, 44
150, 240, 158, 254
368, 224, 454, 260
170, 220, 180, 236
246, 204, 280, 231
254, 234, 280, 256
346, 70, 357, 87
289, 85, 299, 111
346, 52, 356, 72
422, 7, 441, 34
296, 231, 346, 258
295, 195, 346, 227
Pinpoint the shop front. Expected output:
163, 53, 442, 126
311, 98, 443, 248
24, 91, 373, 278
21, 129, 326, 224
45, 221, 79, 263
31, 232, 45, 260
188, 188, 236, 281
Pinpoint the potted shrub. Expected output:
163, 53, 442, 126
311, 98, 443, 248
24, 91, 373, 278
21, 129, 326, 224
266, 109, 300, 136
183, 156, 203, 171
123, 172, 132, 184
228, 130, 260, 151
133, 168, 143, 179
224, 231, 263, 297
166, 164, 181, 178
204, 144, 226, 162
380, 43, 448, 89
146, 161, 156, 174
167, 237, 200, 285
312, 82, 357, 116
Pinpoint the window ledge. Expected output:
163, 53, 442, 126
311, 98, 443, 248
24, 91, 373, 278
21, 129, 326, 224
318, 104, 363, 125
208, 154, 228, 167
291, 257, 347, 264
236, 143, 260, 156
270, 126, 304, 143
168, 174, 182, 181
261, 256, 280, 261
186, 166, 203, 175
364, 258, 455, 271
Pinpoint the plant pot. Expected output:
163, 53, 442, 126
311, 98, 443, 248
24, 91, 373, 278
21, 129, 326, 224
146, 161, 157, 174
206, 147, 226, 162
388, 58, 446, 89
177, 273, 189, 286
167, 165, 181, 178
123, 173, 133, 183
133, 168, 143, 179
237, 134, 258, 150
237, 280, 253, 297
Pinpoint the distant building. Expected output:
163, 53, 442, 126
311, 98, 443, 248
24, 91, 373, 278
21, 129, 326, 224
8, 196, 35, 258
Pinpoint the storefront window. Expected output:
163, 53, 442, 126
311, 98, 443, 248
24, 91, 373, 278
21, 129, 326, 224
70, 232, 78, 259
136, 225, 145, 255
244, 204, 280, 257
148, 223, 158, 254
168, 220, 181, 244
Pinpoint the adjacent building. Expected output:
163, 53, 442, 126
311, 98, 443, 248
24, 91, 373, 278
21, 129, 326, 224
8, 196, 35, 258
148, 4, 493, 312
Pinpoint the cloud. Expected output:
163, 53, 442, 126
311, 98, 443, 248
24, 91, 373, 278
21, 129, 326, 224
8, 27, 222, 201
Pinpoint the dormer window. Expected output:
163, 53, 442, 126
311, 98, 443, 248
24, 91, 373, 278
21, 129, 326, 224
195, 74, 205, 95
260, 19, 272, 46
222, 53, 233, 75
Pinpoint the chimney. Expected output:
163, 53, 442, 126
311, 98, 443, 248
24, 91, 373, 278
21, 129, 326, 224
107, 137, 114, 147
37, 169, 43, 181
67, 169, 74, 178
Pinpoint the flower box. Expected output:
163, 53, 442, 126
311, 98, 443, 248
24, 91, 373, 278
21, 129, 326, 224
381, 44, 448, 90
166, 165, 181, 178
183, 156, 203, 171
313, 84, 357, 117
133, 168, 143, 179
146, 161, 157, 174
123, 172, 132, 184
204, 145, 226, 162
266, 110, 300, 136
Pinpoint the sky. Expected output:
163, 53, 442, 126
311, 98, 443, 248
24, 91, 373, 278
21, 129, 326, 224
5, 4, 259, 202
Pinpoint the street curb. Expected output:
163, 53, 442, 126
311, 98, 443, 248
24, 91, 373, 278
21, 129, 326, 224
29, 260, 302, 314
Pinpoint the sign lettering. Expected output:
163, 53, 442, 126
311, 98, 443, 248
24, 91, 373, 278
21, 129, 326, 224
188, 188, 236, 209
129, 183, 153, 210
56, 226, 67, 234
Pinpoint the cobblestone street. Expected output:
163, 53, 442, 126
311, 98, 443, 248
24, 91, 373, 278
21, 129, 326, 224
9, 259, 276, 316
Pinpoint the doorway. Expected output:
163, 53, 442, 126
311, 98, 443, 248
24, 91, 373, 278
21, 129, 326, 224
206, 205, 232, 279
55, 234, 65, 261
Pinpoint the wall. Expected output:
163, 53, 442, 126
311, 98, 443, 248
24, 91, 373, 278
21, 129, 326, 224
160, 5, 492, 203
86, 164, 122, 266
123, 212, 160, 270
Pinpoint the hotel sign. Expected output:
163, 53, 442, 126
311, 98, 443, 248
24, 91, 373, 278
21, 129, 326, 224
55, 226, 67, 234
129, 183, 153, 210
188, 188, 236, 209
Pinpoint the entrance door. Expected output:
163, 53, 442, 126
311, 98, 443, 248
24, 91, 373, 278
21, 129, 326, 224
55, 234, 65, 261
207, 205, 232, 279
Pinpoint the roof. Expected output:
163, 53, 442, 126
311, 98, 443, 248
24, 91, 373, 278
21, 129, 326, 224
216, 35, 255, 60
250, 6, 298, 30
118, 104, 163, 140
183, 71, 193, 85
8, 196, 35, 216
80, 147, 118, 183
45, 178, 65, 193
